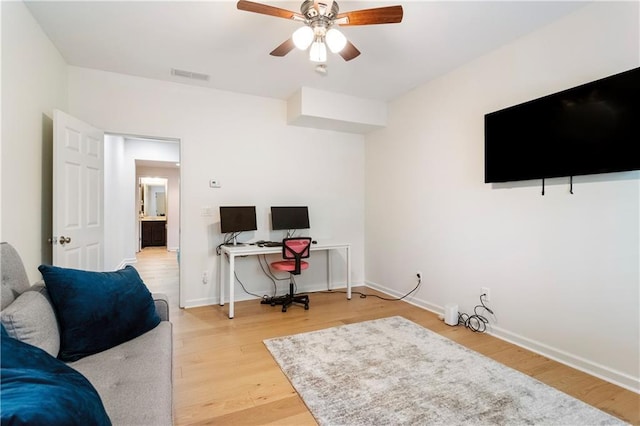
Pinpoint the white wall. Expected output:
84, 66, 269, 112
103, 134, 131, 270
0, 1, 68, 283
365, 2, 639, 391
67, 67, 365, 308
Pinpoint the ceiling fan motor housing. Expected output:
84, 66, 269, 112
301, 0, 339, 20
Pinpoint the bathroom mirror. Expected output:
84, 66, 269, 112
140, 177, 167, 217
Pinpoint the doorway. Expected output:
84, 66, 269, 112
104, 134, 181, 307
139, 176, 168, 249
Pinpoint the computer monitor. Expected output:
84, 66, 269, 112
219, 206, 257, 234
271, 206, 310, 231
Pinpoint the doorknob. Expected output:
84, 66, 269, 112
59, 236, 71, 245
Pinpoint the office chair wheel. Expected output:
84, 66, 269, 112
282, 306, 287, 312
271, 301, 276, 306
304, 304, 309, 310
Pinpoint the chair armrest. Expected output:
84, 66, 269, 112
153, 293, 170, 321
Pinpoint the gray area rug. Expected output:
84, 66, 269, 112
264, 316, 624, 425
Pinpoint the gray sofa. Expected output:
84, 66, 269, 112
0, 242, 173, 425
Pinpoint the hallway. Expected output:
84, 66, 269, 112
135, 247, 179, 311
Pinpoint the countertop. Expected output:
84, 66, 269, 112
140, 216, 166, 221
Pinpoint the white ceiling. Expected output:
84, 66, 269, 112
25, 1, 589, 102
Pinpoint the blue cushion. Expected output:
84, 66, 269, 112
1, 332, 111, 425
38, 265, 160, 362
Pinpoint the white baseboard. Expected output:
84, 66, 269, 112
183, 297, 218, 308
184, 282, 353, 309
117, 258, 137, 269
365, 280, 443, 315
489, 325, 640, 394
364, 280, 639, 394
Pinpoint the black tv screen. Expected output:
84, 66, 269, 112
485, 67, 640, 183
219, 206, 257, 233
271, 206, 310, 230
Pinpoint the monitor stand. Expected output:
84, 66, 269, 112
224, 235, 246, 246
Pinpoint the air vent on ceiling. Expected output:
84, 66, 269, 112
171, 68, 210, 81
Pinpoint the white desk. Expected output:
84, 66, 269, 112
219, 242, 351, 318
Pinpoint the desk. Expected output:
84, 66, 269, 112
219, 242, 351, 318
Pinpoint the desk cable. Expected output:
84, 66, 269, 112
223, 253, 298, 301
221, 253, 264, 299
215, 232, 247, 256
257, 255, 292, 300
318, 273, 422, 301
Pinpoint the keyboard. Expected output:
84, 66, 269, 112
262, 241, 283, 247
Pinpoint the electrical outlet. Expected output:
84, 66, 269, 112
481, 287, 490, 302
202, 271, 208, 284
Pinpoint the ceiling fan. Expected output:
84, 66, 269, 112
237, 0, 403, 63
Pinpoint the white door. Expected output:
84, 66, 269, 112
52, 110, 104, 270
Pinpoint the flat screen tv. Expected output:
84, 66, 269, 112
219, 206, 257, 234
271, 206, 310, 230
484, 67, 640, 183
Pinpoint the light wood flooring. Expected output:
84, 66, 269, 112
135, 248, 639, 425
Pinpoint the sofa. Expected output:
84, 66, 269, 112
0, 242, 173, 425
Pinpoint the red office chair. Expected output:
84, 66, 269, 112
269, 237, 311, 312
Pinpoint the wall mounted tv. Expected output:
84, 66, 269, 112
484, 67, 640, 183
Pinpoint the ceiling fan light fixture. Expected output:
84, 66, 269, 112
325, 28, 347, 53
309, 39, 327, 62
292, 26, 314, 50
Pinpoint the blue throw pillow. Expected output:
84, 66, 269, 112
38, 265, 160, 362
1, 332, 111, 425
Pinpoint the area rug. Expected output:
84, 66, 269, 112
264, 316, 624, 425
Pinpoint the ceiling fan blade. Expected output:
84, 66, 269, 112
237, 0, 303, 21
270, 38, 296, 57
337, 5, 403, 26
339, 41, 361, 61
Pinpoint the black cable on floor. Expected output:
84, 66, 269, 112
317, 275, 422, 301
458, 294, 494, 333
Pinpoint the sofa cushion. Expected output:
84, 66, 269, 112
69, 321, 173, 426
0, 286, 60, 357
38, 264, 160, 362
1, 242, 32, 310
1, 331, 111, 426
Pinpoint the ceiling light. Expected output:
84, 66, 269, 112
309, 39, 327, 63
292, 26, 314, 50
325, 28, 347, 53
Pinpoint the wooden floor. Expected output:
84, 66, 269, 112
135, 248, 639, 425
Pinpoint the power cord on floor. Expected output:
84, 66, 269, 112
318, 273, 422, 301
458, 294, 494, 333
